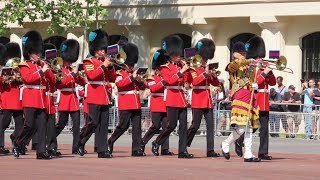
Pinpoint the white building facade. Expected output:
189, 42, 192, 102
1, 0, 320, 89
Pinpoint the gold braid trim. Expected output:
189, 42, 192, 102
231, 99, 259, 115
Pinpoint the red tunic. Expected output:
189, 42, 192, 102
116, 70, 146, 110
56, 67, 86, 111
83, 57, 116, 105
45, 76, 56, 115
19, 60, 54, 109
147, 74, 166, 112
256, 69, 276, 111
190, 66, 220, 108
0, 80, 22, 110
160, 63, 191, 108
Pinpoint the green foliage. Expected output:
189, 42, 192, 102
0, 0, 107, 35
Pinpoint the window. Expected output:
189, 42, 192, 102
302, 32, 320, 80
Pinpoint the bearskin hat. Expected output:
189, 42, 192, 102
232, 41, 246, 53
89, 29, 109, 55
122, 42, 139, 67
22, 30, 43, 60
59, 39, 79, 63
246, 36, 265, 59
152, 49, 170, 70
0, 43, 7, 66
195, 38, 215, 60
5, 42, 21, 60
161, 35, 183, 57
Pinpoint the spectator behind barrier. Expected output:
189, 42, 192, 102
301, 79, 315, 139
312, 81, 320, 140
275, 76, 288, 98
282, 85, 301, 138
269, 88, 282, 137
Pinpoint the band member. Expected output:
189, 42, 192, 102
49, 39, 86, 155
221, 40, 261, 162
235, 37, 276, 160
108, 42, 146, 157
141, 49, 174, 156
78, 29, 116, 158
186, 38, 220, 157
151, 35, 193, 158
13, 30, 54, 159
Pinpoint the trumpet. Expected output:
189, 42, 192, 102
4, 57, 22, 84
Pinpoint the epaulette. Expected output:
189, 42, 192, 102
83, 57, 93, 64
18, 61, 29, 68
160, 63, 170, 69
116, 70, 122, 76
146, 75, 155, 81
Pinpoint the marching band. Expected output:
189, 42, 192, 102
0, 28, 281, 162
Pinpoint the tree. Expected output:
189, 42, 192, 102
0, 0, 107, 35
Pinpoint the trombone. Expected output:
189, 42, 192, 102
42, 57, 64, 81
262, 56, 293, 74
104, 51, 128, 70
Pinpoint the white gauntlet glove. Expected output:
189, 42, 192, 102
252, 83, 258, 90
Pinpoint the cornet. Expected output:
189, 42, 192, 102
4, 57, 22, 84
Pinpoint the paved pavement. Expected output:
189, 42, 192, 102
5, 132, 318, 154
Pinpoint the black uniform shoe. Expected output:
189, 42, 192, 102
0, 146, 10, 154
19, 145, 26, 155
178, 151, 194, 159
207, 150, 220, 157
48, 149, 61, 157
107, 139, 113, 154
258, 154, 272, 160
12, 147, 20, 158
77, 146, 85, 156
132, 149, 146, 157
31, 143, 37, 150
221, 150, 230, 160
98, 151, 113, 158
36, 153, 52, 160
244, 157, 261, 162
161, 149, 174, 156
234, 141, 243, 157
151, 141, 159, 156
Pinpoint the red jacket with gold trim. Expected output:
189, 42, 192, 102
116, 69, 146, 110
256, 69, 276, 111
147, 74, 166, 112
56, 66, 86, 111
84, 57, 116, 105
190, 66, 220, 108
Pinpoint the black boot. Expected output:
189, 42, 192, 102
98, 151, 113, 158
161, 149, 174, 156
178, 151, 194, 159
258, 154, 272, 160
234, 141, 243, 157
77, 145, 85, 156
36, 152, 52, 160
19, 145, 26, 155
48, 149, 61, 157
12, 147, 19, 158
151, 141, 159, 156
221, 150, 230, 160
0, 146, 10, 154
207, 150, 220, 157
132, 149, 146, 157
244, 157, 261, 162
107, 139, 113, 154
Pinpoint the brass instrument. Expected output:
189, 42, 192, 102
4, 57, 22, 84
183, 54, 203, 69
261, 56, 293, 74
42, 57, 64, 81
78, 70, 87, 78
103, 51, 128, 70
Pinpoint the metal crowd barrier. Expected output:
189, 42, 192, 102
6, 102, 320, 140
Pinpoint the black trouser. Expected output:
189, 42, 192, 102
109, 109, 142, 152
142, 112, 169, 150
236, 111, 269, 155
0, 110, 24, 147
187, 108, 214, 151
46, 114, 57, 150
14, 107, 47, 154
79, 104, 109, 153
156, 107, 187, 154
53, 111, 80, 151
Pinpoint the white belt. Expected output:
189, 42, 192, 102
88, 81, 105, 85
24, 85, 46, 89
46, 92, 54, 96
150, 93, 164, 96
192, 86, 209, 90
257, 89, 268, 93
166, 86, 183, 90
60, 88, 75, 92
118, 90, 139, 95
